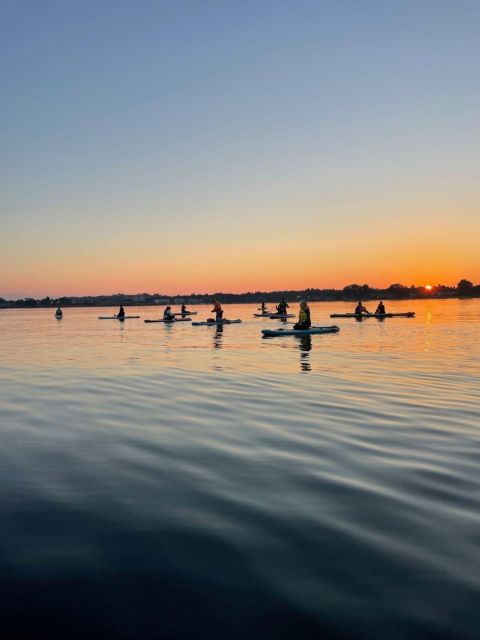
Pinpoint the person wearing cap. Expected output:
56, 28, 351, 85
163, 305, 175, 321
293, 301, 311, 330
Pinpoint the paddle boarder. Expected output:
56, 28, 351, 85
293, 301, 311, 330
354, 301, 371, 315
212, 299, 223, 322
375, 301, 386, 314
55, 306, 63, 318
164, 306, 175, 321
117, 305, 125, 318
276, 298, 289, 315
181, 303, 188, 314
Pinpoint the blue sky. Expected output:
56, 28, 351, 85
1, 0, 479, 297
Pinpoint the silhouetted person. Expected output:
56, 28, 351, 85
55, 306, 63, 318
212, 299, 223, 322
164, 305, 175, 320
117, 305, 125, 318
293, 301, 311, 330
375, 301, 386, 314
181, 303, 187, 314
261, 301, 268, 313
355, 301, 370, 315
276, 298, 289, 315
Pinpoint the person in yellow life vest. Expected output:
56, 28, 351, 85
211, 299, 223, 322
293, 301, 311, 330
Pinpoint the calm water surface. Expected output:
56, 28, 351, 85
1, 299, 479, 638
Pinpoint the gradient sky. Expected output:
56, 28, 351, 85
1, 0, 479, 298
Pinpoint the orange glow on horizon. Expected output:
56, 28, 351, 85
2, 210, 479, 299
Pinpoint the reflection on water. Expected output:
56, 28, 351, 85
213, 325, 223, 348
0, 299, 479, 638
297, 335, 312, 372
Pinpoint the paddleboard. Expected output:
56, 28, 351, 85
330, 312, 415, 318
262, 325, 340, 336
254, 313, 295, 318
98, 316, 140, 320
144, 318, 191, 323
192, 319, 242, 326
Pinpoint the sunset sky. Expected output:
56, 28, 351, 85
2, 0, 479, 298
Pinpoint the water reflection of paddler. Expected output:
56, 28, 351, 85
298, 334, 312, 372
213, 325, 224, 348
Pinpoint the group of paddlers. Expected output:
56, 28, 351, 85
260, 299, 311, 330
57, 298, 389, 325
161, 303, 189, 321
354, 301, 386, 315
113, 302, 192, 321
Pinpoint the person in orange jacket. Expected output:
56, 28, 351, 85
211, 299, 223, 322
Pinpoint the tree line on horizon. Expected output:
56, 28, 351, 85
1, 279, 479, 307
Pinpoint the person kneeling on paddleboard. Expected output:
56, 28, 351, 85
163, 306, 175, 321
293, 301, 311, 330
117, 305, 125, 318
212, 299, 223, 322
375, 301, 386, 314
355, 301, 370, 315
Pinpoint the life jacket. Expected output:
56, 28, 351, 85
299, 307, 308, 323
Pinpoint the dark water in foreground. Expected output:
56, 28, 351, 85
0, 299, 479, 639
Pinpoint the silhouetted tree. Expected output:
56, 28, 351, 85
343, 284, 369, 298
387, 283, 410, 298
457, 279, 474, 295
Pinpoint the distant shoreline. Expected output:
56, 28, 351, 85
1, 292, 478, 309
